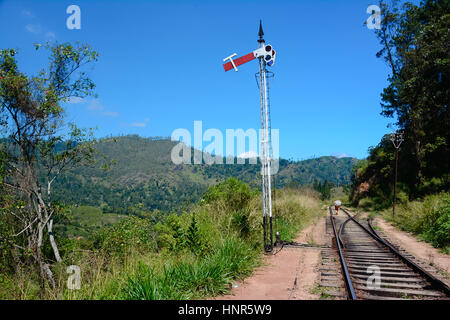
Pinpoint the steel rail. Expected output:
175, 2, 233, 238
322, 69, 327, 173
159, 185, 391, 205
329, 207, 357, 300
341, 208, 450, 297
338, 211, 359, 248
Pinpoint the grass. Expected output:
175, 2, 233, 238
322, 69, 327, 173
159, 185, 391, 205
368, 211, 378, 220
311, 284, 333, 299
272, 188, 322, 242
1, 181, 323, 300
376, 192, 450, 254
120, 237, 257, 300
370, 223, 380, 231
0, 270, 42, 300
58, 234, 260, 300
56, 205, 125, 238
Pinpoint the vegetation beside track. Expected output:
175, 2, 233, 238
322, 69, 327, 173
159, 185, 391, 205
0, 178, 322, 299
379, 193, 450, 254
347, 0, 449, 256
355, 192, 450, 254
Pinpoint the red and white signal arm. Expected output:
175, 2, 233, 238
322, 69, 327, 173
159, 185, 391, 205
223, 44, 276, 72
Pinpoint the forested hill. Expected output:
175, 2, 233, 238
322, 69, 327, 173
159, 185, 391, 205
49, 135, 358, 213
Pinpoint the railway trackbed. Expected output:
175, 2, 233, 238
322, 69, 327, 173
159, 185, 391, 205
329, 207, 450, 300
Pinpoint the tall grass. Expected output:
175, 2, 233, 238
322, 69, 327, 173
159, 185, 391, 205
1, 179, 323, 299
121, 237, 257, 300
380, 192, 450, 254
73, 185, 321, 300
272, 188, 322, 241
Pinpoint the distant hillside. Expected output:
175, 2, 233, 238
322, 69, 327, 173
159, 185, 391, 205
49, 135, 359, 213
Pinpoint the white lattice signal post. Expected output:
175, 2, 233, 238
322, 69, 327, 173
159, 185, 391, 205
223, 20, 276, 252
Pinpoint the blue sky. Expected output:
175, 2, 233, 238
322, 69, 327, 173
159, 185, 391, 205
0, 0, 402, 160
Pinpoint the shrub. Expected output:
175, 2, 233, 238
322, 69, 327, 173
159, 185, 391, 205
185, 214, 208, 255
93, 216, 157, 256
231, 211, 250, 237
384, 192, 450, 251
202, 177, 256, 212
422, 193, 450, 248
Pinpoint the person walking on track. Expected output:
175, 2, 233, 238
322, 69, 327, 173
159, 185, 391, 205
334, 200, 341, 215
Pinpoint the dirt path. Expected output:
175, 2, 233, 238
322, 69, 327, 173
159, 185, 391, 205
216, 216, 326, 300
374, 217, 450, 276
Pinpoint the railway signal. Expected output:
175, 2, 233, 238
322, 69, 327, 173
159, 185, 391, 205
390, 130, 404, 217
222, 44, 276, 72
222, 20, 276, 252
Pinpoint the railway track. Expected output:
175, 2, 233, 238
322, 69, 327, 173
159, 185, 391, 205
330, 207, 450, 300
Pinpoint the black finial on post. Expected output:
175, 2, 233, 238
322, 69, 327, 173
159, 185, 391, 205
258, 20, 264, 43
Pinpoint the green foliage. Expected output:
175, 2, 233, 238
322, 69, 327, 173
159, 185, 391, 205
202, 177, 256, 212
1, 177, 322, 299
43, 135, 356, 216
122, 264, 186, 300
272, 188, 322, 242
93, 216, 157, 257
375, 1, 450, 184
352, 0, 450, 206
0, 212, 15, 273
382, 192, 450, 251
231, 211, 250, 237
313, 179, 332, 200
155, 179, 259, 255
55, 205, 124, 238
0, 41, 99, 289
121, 236, 258, 300
0, 42, 98, 167
155, 214, 186, 252
422, 193, 450, 249
185, 214, 207, 255
199, 178, 261, 245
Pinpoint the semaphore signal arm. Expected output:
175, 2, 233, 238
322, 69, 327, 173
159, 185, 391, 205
223, 44, 276, 72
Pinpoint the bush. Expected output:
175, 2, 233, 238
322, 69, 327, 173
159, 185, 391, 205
202, 177, 256, 212
155, 214, 186, 252
384, 192, 450, 251
1, 176, 325, 300
422, 194, 450, 248
93, 216, 157, 256
231, 211, 250, 237
185, 214, 208, 255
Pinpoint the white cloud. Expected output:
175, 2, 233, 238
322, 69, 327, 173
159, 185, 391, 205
86, 99, 119, 117
131, 117, 150, 128
68, 97, 85, 104
45, 31, 56, 39
238, 151, 259, 159
25, 24, 41, 34
103, 111, 119, 117
332, 152, 349, 158
131, 122, 147, 127
87, 99, 104, 111
21, 10, 34, 18
23, 11, 55, 39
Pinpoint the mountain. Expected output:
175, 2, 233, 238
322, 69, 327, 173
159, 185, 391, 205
49, 135, 359, 213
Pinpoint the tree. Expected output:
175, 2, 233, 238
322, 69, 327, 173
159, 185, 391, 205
0, 42, 98, 290
351, 1, 450, 205
313, 179, 331, 200
375, 0, 450, 189
186, 214, 203, 254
